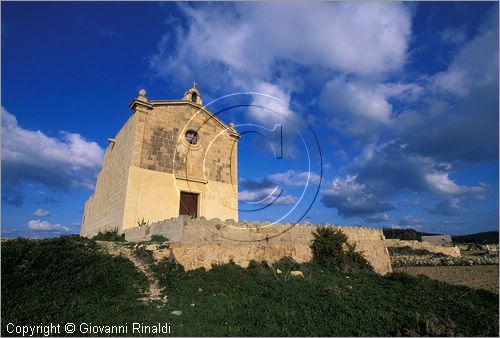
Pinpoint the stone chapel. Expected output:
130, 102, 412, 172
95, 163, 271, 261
81, 84, 240, 237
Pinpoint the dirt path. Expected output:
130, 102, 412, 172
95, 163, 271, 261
98, 241, 167, 303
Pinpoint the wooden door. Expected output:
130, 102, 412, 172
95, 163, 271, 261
179, 192, 198, 218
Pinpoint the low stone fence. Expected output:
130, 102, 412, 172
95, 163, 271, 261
384, 239, 461, 257
123, 217, 184, 242
458, 244, 499, 256
123, 216, 393, 275
391, 255, 498, 267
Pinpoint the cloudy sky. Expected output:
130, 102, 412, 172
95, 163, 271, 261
2, 2, 498, 237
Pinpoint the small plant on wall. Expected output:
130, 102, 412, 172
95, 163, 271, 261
93, 227, 125, 242
137, 218, 149, 227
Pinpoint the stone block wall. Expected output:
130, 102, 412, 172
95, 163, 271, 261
81, 114, 138, 237
384, 239, 461, 257
168, 243, 313, 271
81, 98, 239, 237
123, 217, 393, 275
123, 217, 184, 242
138, 103, 238, 185
121, 167, 238, 231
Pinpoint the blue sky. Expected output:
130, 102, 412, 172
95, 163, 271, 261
1, 1, 498, 237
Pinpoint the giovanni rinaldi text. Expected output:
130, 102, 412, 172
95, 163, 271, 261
6, 322, 172, 336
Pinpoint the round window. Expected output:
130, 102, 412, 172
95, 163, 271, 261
185, 130, 199, 145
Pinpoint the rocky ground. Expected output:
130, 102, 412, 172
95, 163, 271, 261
389, 244, 499, 267
389, 244, 499, 293
391, 254, 498, 267
98, 241, 167, 304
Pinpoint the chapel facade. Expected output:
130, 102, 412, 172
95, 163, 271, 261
81, 84, 239, 237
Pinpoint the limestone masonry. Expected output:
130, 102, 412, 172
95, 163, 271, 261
82, 84, 463, 276
384, 239, 461, 257
81, 84, 239, 237
123, 216, 394, 275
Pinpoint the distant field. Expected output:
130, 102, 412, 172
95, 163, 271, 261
394, 265, 499, 294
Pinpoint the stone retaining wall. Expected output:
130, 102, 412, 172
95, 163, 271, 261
123, 216, 393, 275
168, 243, 313, 271
384, 239, 461, 257
123, 217, 184, 242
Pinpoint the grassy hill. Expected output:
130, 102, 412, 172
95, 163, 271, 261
452, 231, 499, 245
2, 236, 498, 336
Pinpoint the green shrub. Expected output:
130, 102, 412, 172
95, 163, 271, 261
93, 227, 125, 242
272, 256, 302, 275
133, 246, 154, 264
247, 260, 271, 275
151, 259, 186, 284
310, 227, 347, 266
310, 227, 373, 272
343, 243, 374, 272
274, 256, 298, 270
385, 271, 422, 285
150, 234, 168, 244
1, 236, 148, 334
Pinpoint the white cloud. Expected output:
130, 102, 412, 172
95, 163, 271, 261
391, 15, 498, 165
245, 82, 307, 158
320, 78, 424, 125
378, 82, 424, 102
325, 175, 368, 198
1, 108, 104, 205
28, 219, 69, 232
426, 197, 466, 216
238, 169, 320, 206
239, 187, 297, 205
238, 173, 302, 206
321, 175, 394, 217
425, 173, 464, 195
398, 215, 423, 227
150, 2, 412, 89
248, 82, 296, 125
425, 172, 487, 196
33, 208, 50, 217
321, 8, 497, 162
321, 78, 393, 123
1, 109, 103, 173
433, 18, 498, 96
366, 213, 390, 223
149, 2, 414, 150
268, 170, 321, 187
328, 139, 493, 218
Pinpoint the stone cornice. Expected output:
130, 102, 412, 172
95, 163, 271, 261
175, 174, 208, 184
128, 99, 153, 111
